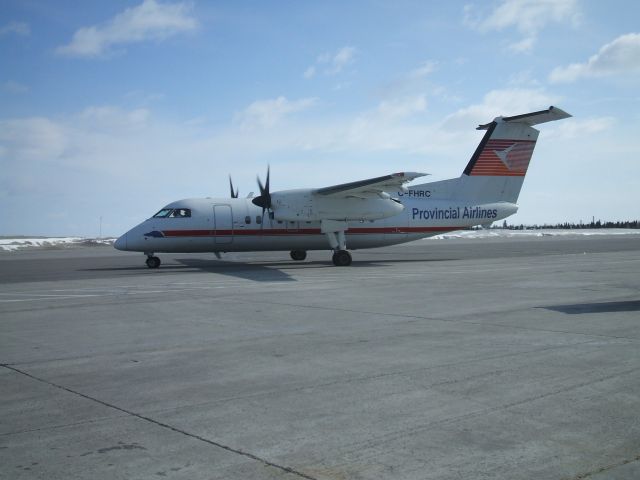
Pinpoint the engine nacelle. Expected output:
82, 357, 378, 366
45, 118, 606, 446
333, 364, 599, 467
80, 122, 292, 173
270, 189, 404, 222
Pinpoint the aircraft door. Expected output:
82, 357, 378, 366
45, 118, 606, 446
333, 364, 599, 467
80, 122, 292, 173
213, 205, 233, 244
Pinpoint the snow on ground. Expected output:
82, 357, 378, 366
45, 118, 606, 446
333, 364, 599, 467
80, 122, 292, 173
0, 237, 115, 252
428, 229, 640, 240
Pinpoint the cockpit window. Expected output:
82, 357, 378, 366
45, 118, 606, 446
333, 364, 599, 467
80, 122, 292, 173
170, 208, 191, 218
153, 208, 191, 218
153, 208, 172, 218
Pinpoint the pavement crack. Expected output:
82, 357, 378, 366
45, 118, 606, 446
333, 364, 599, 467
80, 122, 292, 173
0, 364, 318, 480
0, 415, 129, 437
564, 453, 640, 479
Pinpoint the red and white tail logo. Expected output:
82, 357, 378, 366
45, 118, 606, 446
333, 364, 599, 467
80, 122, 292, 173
469, 139, 536, 176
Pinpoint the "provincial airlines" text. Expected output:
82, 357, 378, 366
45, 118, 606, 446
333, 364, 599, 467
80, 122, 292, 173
412, 206, 498, 220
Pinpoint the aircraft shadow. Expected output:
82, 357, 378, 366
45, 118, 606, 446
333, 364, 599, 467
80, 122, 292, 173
175, 258, 297, 282
173, 257, 455, 281
538, 300, 640, 315
81, 257, 456, 282
81, 260, 297, 283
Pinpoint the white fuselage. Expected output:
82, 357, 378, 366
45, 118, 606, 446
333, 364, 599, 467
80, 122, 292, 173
114, 196, 518, 253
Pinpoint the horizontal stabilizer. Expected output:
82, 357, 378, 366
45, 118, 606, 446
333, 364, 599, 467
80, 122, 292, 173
477, 106, 572, 130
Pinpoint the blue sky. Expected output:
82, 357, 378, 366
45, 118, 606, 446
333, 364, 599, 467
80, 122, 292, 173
1, 0, 639, 236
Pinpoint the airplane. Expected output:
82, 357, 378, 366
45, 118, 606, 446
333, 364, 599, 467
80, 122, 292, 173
114, 106, 571, 267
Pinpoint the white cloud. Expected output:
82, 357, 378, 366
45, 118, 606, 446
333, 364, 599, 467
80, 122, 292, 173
464, 0, 579, 52
548, 117, 615, 139
303, 66, 316, 79
225, 90, 565, 166
1, 81, 29, 94
376, 95, 427, 120
0, 107, 156, 181
0, 117, 67, 163
508, 36, 535, 53
328, 46, 356, 74
79, 105, 151, 130
442, 88, 560, 129
549, 33, 640, 83
303, 46, 357, 78
408, 61, 438, 80
56, 0, 197, 58
0, 21, 30, 36
233, 96, 319, 129
378, 60, 439, 101
507, 70, 541, 87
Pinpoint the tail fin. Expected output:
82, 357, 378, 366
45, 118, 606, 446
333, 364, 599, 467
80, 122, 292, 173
405, 107, 571, 203
464, 106, 570, 177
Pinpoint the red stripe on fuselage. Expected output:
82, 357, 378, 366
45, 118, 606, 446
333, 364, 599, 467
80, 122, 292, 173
161, 226, 463, 237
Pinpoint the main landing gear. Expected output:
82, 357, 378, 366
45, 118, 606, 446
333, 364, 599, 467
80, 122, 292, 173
322, 219, 353, 267
145, 254, 161, 269
332, 249, 352, 266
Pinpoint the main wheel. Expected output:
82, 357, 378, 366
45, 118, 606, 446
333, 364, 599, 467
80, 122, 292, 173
332, 250, 352, 266
290, 250, 307, 261
146, 256, 161, 269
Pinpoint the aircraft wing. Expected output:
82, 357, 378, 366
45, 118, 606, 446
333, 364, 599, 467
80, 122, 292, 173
315, 172, 428, 198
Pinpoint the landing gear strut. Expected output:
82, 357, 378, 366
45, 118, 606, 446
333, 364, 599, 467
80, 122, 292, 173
290, 250, 307, 261
145, 254, 161, 269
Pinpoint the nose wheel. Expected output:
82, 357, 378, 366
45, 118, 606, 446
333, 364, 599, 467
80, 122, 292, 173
290, 250, 307, 261
332, 249, 352, 267
145, 255, 161, 269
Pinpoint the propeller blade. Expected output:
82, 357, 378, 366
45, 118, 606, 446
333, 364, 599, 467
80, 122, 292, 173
229, 176, 239, 198
257, 175, 265, 196
252, 165, 272, 210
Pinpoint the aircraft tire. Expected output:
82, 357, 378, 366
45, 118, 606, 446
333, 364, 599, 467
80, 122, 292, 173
332, 250, 352, 267
290, 250, 307, 261
146, 256, 161, 269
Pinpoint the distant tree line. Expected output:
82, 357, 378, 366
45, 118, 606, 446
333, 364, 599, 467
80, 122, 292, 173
497, 220, 640, 230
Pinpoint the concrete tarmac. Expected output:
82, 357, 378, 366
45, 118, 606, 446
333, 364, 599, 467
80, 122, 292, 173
1, 235, 639, 479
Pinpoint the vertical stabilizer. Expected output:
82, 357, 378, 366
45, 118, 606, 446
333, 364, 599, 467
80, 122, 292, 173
404, 107, 570, 203
457, 106, 571, 203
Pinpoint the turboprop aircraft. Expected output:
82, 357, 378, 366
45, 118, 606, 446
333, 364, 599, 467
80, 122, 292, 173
114, 106, 571, 267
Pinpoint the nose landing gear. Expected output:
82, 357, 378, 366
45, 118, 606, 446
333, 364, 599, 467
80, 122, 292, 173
290, 250, 307, 261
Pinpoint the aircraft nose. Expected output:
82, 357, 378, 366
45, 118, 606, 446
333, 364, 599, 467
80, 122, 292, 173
114, 233, 128, 251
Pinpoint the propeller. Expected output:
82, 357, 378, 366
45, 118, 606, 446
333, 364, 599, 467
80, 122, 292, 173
229, 176, 239, 199
252, 165, 272, 214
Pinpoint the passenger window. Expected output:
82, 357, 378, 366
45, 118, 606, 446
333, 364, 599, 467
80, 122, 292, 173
245, 216, 251, 224
256, 216, 262, 224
